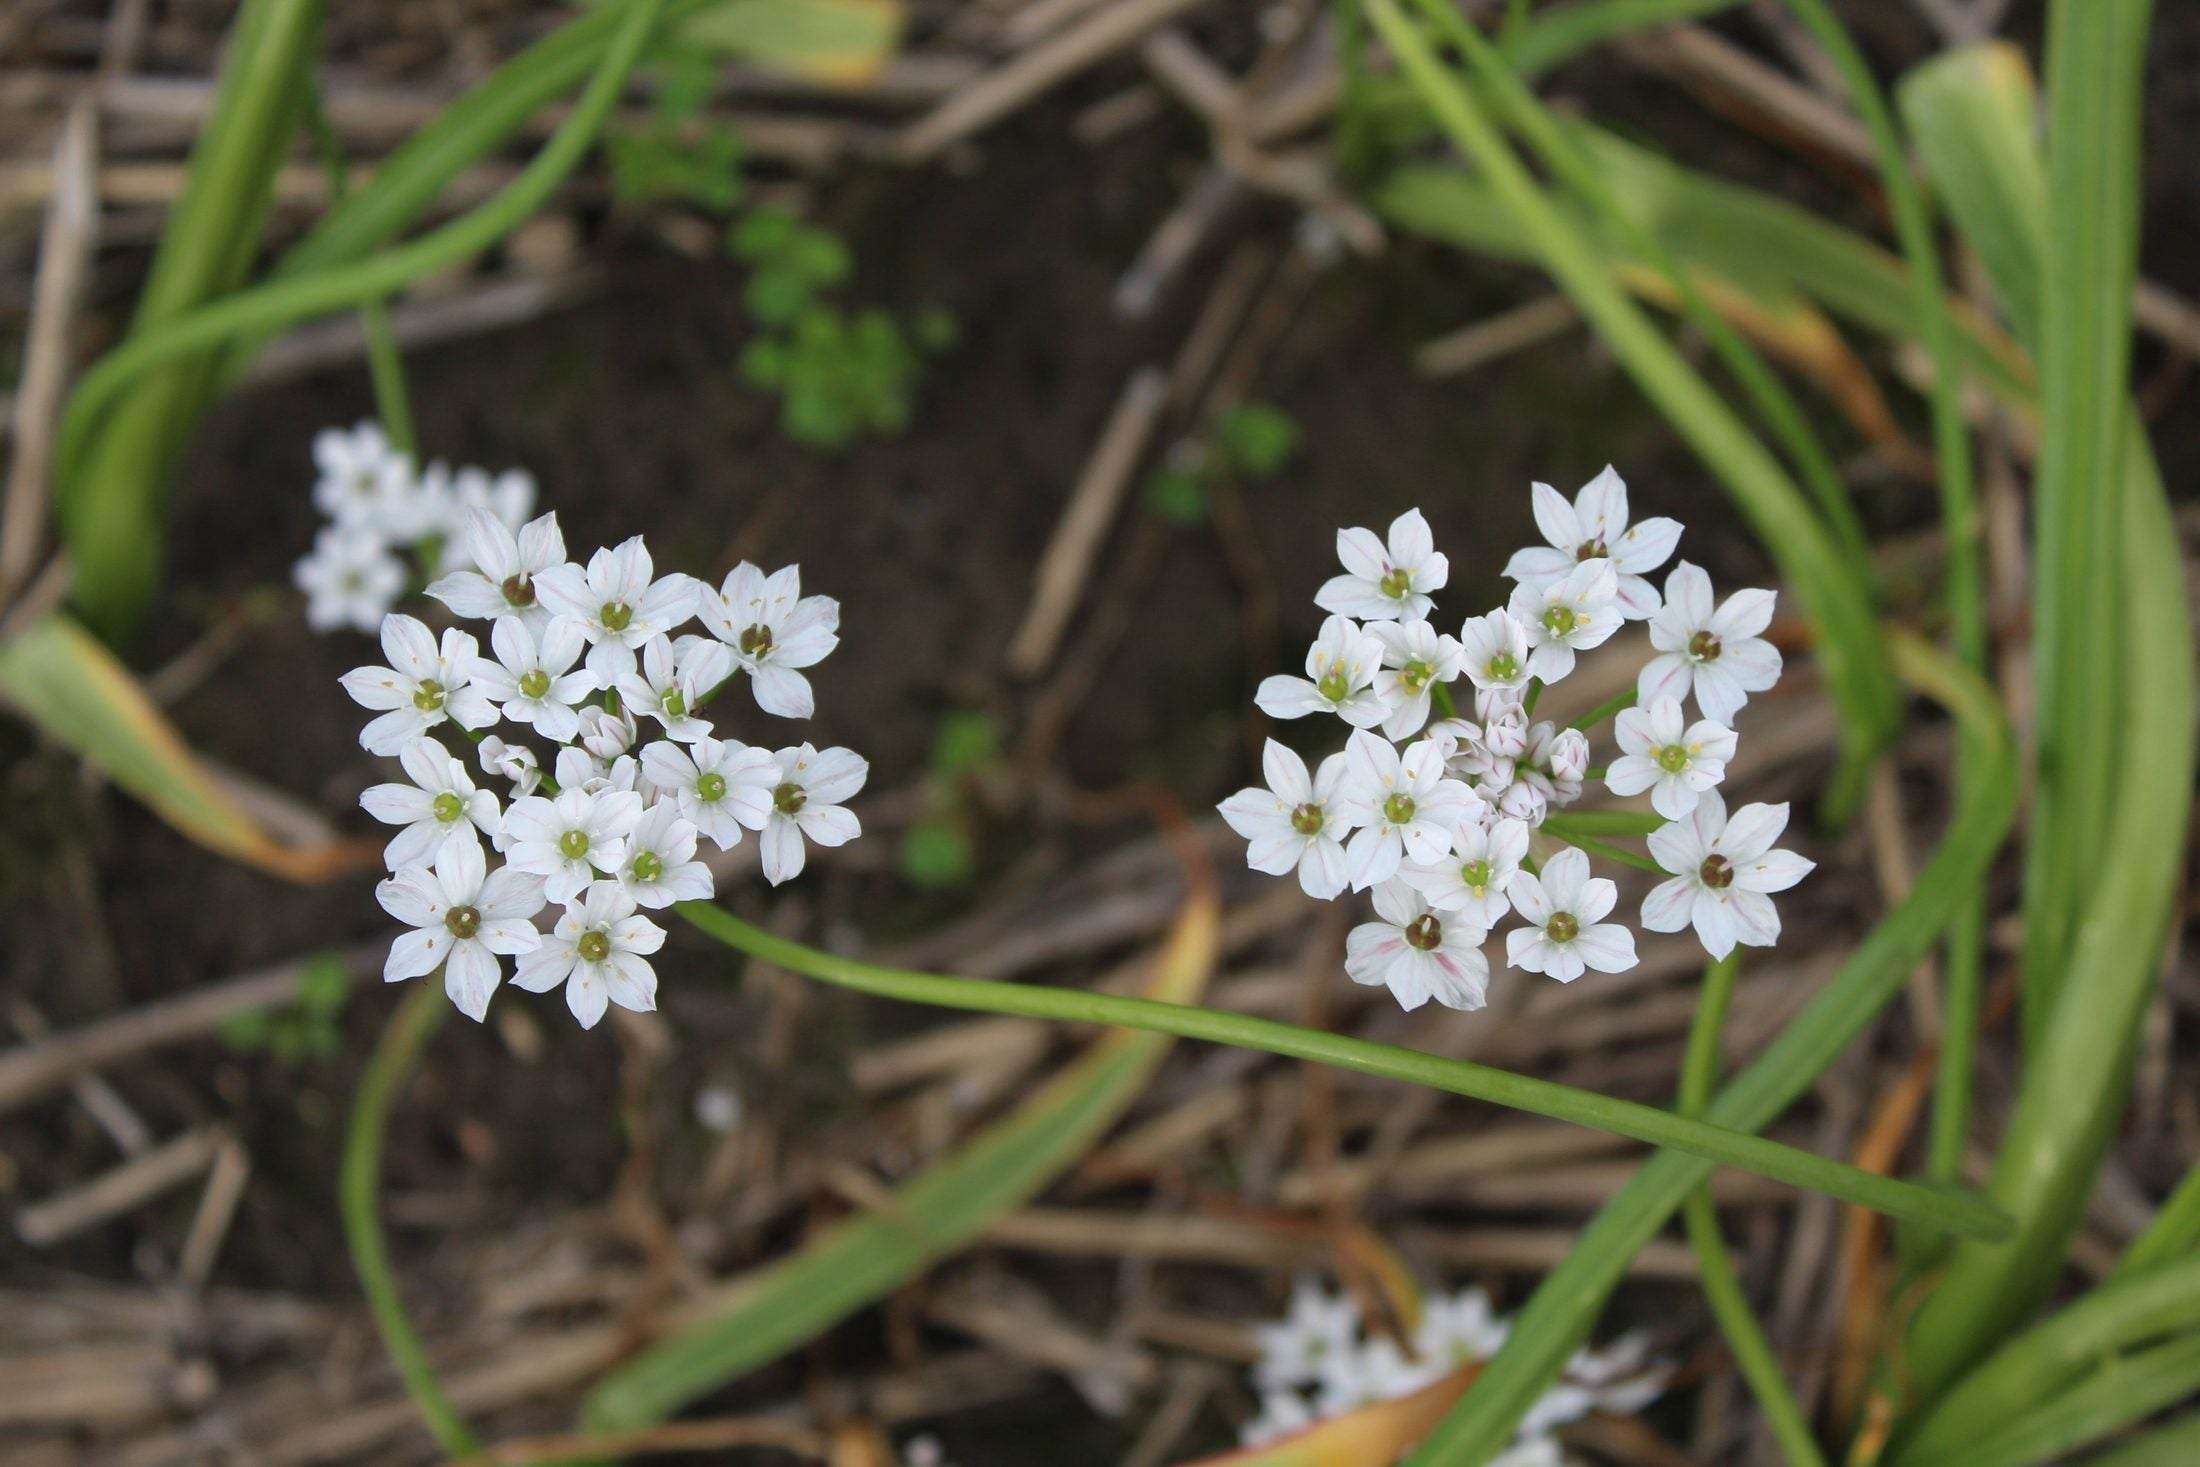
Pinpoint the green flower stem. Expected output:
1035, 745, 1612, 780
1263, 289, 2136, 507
674, 901, 2007, 1239
361, 302, 417, 457
1567, 687, 1637, 731
1363, 0, 1896, 825
1678, 955, 1828, 1467
340, 983, 477, 1455
1541, 828, 1663, 874
1404, 630, 2014, 1464
1540, 809, 1662, 840
1893, 1254, 2200, 1464
54, 0, 666, 493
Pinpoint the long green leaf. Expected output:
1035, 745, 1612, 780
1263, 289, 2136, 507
2082, 1411, 2200, 1467
1500, 0, 1740, 80
581, 885, 1219, 1432
1405, 632, 2016, 1464
1953, 1333, 2200, 1467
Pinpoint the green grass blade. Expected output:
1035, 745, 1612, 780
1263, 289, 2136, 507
2081, 1411, 2200, 1467
1361, 0, 1896, 823
1950, 1334, 2200, 1467
57, 0, 323, 636
2116, 1163, 2200, 1281
1500, 0, 1739, 80
580, 887, 1220, 1432
1404, 632, 2016, 1464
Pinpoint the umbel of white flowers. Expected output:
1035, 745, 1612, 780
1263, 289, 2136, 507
1241, 1277, 1670, 1459
1220, 469, 1813, 1014
324, 430, 867, 1029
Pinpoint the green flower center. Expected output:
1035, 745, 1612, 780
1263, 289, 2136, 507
577, 929, 612, 963
1401, 658, 1434, 693
1404, 913, 1443, 951
1541, 604, 1578, 638
1688, 629, 1722, 661
738, 624, 774, 657
1317, 667, 1351, 702
773, 781, 807, 815
600, 602, 633, 633
696, 772, 727, 802
1655, 744, 1691, 775
1485, 651, 1520, 683
412, 678, 446, 713
631, 850, 664, 883
660, 687, 687, 718
557, 828, 591, 860
1459, 858, 1491, 894
1382, 792, 1417, 826
1700, 853, 1735, 890
1289, 802, 1325, 836
1547, 911, 1580, 943
444, 904, 481, 940
1379, 567, 1413, 600
519, 668, 551, 699
501, 573, 535, 607
431, 791, 465, 824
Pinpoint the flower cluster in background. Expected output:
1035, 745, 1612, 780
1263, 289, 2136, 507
1242, 1278, 1668, 1460
321, 427, 866, 1028
293, 421, 538, 633
1220, 470, 1813, 1013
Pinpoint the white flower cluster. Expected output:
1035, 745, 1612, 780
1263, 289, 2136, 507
330, 442, 866, 1029
292, 421, 542, 634
1242, 1278, 1669, 1460
1220, 470, 1814, 1013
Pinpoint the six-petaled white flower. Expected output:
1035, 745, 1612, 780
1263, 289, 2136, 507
1256, 615, 1388, 728
1642, 793, 1814, 958
503, 785, 645, 903
1345, 879, 1490, 1012
426, 508, 567, 631
313, 421, 420, 535
1639, 561, 1781, 724
698, 562, 841, 719
1369, 618, 1464, 739
1606, 696, 1735, 819
471, 615, 596, 742
434, 465, 537, 572
1505, 847, 1637, 982
1253, 1279, 1362, 1390
639, 735, 777, 850
360, 737, 501, 869
1336, 730, 1478, 890
295, 525, 404, 633
617, 633, 734, 743
533, 536, 699, 673
375, 838, 546, 1021
1402, 815, 1527, 930
1317, 508, 1448, 621
761, 743, 867, 885
340, 614, 498, 755
1458, 609, 1532, 694
513, 881, 665, 1028
1218, 740, 1355, 900
615, 802, 715, 909
1504, 467, 1681, 619
1509, 559, 1621, 683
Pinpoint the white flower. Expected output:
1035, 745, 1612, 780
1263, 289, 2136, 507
697, 562, 840, 719
1217, 740, 1354, 900
477, 735, 542, 797
1345, 879, 1490, 1012
513, 881, 665, 1028
533, 536, 700, 672
1255, 615, 1388, 728
1458, 609, 1532, 694
1507, 558, 1620, 683
1638, 562, 1781, 724
615, 802, 715, 909
1335, 730, 1479, 890
470, 615, 595, 741
617, 633, 734, 743
425, 508, 567, 632
375, 838, 545, 1021
760, 743, 866, 885
1489, 772, 1549, 828
434, 465, 536, 571
1368, 618, 1464, 739
575, 703, 640, 761
553, 746, 649, 803
312, 421, 422, 536
1503, 467, 1681, 619
1505, 847, 1637, 982
1253, 1279, 1360, 1390
294, 525, 404, 633
1520, 722, 1591, 809
1606, 697, 1736, 820
1358, 1336, 1448, 1398
1642, 793, 1814, 958
1415, 1287, 1510, 1370
1401, 816, 1528, 930
502, 785, 645, 903
1241, 1389, 1317, 1447
1316, 508, 1448, 621
640, 736, 777, 850
359, 737, 501, 869
340, 614, 498, 755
